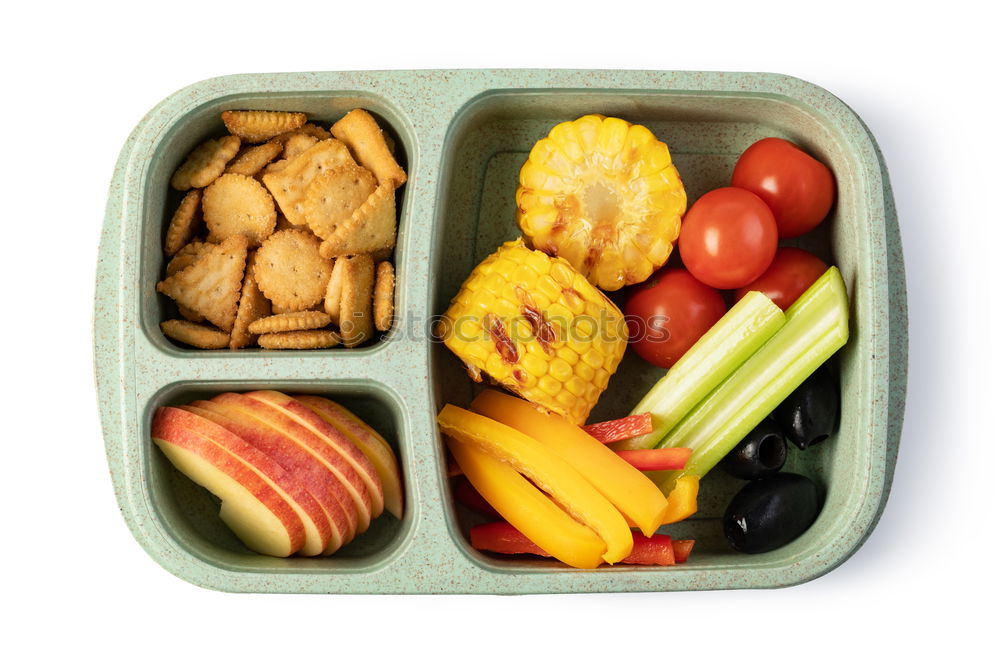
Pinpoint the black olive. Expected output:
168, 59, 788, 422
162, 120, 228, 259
722, 473, 822, 554
719, 418, 787, 480
773, 365, 839, 450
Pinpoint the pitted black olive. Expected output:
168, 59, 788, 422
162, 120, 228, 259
773, 365, 839, 450
719, 418, 787, 480
722, 473, 822, 554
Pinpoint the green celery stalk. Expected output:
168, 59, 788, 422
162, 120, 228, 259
650, 267, 850, 493
613, 291, 785, 451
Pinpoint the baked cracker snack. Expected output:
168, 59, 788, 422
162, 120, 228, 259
225, 140, 283, 177
319, 185, 396, 258
222, 110, 307, 143
229, 251, 271, 349
283, 133, 319, 160
166, 240, 212, 277
331, 109, 406, 189
274, 123, 331, 144
203, 173, 276, 247
262, 139, 357, 226
248, 310, 331, 334
164, 190, 203, 256
258, 329, 340, 350
338, 254, 375, 348
254, 229, 333, 312
171, 135, 241, 191
160, 319, 231, 349
374, 261, 395, 332
323, 258, 345, 324
156, 235, 249, 333
303, 164, 377, 240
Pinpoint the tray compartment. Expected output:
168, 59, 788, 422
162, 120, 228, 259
142, 92, 413, 354
142, 379, 415, 573
431, 87, 886, 577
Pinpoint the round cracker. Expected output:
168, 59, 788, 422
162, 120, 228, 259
258, 329, 340, 349
374, 261, 395, 332
160, 319, 230, 349
254, 229, 333, 312
203, 173, 277, 247
248, 310, 331, 334
171, 135, 241, 191
164, 190, 203, 256
222, 110, 307, 143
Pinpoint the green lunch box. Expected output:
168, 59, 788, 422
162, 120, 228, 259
94, 70, 906, 593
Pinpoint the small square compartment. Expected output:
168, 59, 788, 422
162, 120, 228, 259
431, 87, 889, 585
141, 380, 414, 580
141, 93, 412, 354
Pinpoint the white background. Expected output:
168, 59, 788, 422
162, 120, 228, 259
2, 1, 995, 660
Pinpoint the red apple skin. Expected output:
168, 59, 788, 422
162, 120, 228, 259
211, 392, 373, 532
246, 391, 384, 518
180, 404, 338, 555
186, 401, 356, 549
151, 407, 306, 556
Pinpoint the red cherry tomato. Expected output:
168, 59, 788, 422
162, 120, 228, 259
678, 187, 778, 290
734, 247, 829, 311
731, 137, 836, 238
625, 268, 727, 369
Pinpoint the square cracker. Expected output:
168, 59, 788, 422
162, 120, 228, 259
262, 139, 356, 226
337, 254, 375, 348
319, 185, 396, 258
331, 109, 406, 189
303, 164, 377, 240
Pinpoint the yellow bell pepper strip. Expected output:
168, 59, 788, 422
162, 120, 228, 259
447, 437, 605, 569
470, 390, 670, 538
660, 475, 700, 525
438, 404, 632, 563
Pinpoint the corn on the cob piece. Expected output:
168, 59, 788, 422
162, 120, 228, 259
517, 115, 687, 291
439, 239, 627, 424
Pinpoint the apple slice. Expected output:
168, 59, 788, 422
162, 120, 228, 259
151, 407, 305, 557
187, 400, 356, 552
212, 392, 374, 532
294, 394, 404, 520
178, 404, 334, 556
246, 391, 384, 519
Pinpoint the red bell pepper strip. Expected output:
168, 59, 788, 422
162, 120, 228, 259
582, 413, 654, 444
451, 476, 499, 517
470, 521, 691, 566
672, 539, 695, 563
615, 447, 693, 471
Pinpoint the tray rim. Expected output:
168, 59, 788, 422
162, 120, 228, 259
94, 68, 906, 593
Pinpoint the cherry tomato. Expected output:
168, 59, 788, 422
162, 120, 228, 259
625, 268, 727, 369
731, 137, 836, 238
678, 187, 778, 290
734, 247, 829, 311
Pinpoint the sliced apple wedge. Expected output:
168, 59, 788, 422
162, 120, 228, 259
187, 400, 357, 552
178, 404, 334, 556
151, 407, 305, 557
244, 391, 384, 520
211, 392, 374, 532
294, 394, 404, 520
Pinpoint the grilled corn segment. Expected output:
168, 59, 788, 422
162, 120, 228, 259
439, 239, 627, 424
517, 114, 686, 291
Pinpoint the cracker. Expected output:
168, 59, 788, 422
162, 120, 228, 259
258, 329, 340, 350
274, 123, 331, 144
283, 133, 319, 160
318, 185, 396, 258
164, 190, 203, 256
338, 254, 375, 348
374, 261, 395, 332
156, 235, 248, 332
222, 110, 307, 143
224, 140, 282, 177
254, 229, 333, 312
323, 258, 345, 323
248, 310, 331, 334
160, 319, 230, 349
165, 240, 212, 277
303, 164, 377, 240
230, 251, 271, 349
262, 139, 357, 226
178, 305, 205, 323
331, 109, 406, 189
171, 135, 241, 191
203, 173, 277, 247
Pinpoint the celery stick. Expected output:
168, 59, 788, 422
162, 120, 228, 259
651, 267, 850, 493
613, 291, 785, 451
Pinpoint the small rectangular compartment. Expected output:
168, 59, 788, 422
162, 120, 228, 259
97, 70, 904, 593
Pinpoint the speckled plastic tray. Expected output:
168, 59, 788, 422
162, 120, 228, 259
94, 70, 906, 593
